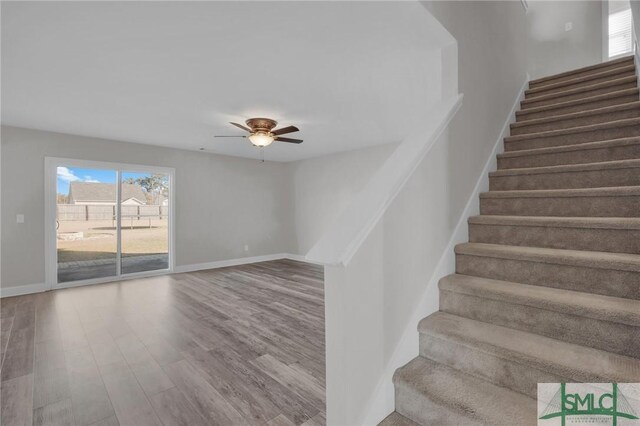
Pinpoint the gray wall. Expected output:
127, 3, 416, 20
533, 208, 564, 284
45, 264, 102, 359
1, 126, 294, 288
527, 0, 603, 79
288, 143, 397, 255
630, 0, 640, 52
423, 0, 528, 217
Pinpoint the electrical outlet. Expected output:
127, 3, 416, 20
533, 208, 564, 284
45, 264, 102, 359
565, 22, 573, 32
16, 214, 24, 224
244, 245, 249, 252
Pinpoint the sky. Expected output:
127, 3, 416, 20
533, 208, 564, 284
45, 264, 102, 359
56, 167, 150, 195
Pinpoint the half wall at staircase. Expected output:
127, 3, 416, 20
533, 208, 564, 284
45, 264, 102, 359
307, 2, 529, 425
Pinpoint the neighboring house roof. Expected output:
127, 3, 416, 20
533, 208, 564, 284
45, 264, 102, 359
121, 198, 145, 206
68, 182, 147, 204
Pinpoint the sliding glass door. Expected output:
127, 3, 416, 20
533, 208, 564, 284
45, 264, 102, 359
120, 171, 170, 274
48, 159, 173, 288
56, 167, 119, 283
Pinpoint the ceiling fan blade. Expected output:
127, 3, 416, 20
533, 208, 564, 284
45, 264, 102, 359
230, 122, 251, 132
275, 136, 303, 144
272, 125, 299, 136
214, 135, 246, 138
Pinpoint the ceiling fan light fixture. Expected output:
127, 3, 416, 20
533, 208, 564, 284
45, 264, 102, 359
215, 118, 302, 147
248, 131, 274, 147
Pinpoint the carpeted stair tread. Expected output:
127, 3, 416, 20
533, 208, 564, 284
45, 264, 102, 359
498, 136, 640, 159
490, 161, 640, 190
455, 242, 640, 273
511, 101, 640, 133
516, 88, 640, 121
419, 312, 640, 384
393, 357, 536, 426
468, 215, 640, 230
521, 75, 637, 108
378, 412, 420, 426
468, 215, 640, 255
481, 185, 640, 199
439, 273, 640, 357
529, 56, 634, 88
525, 64, 635, 96
456, 245, 640, 300
490, 158, 640, 177
489, 158, 640, 190
497, 137, 640, 168
439, 272, 640, 326
524, 74, 636, 102
504, 117, 640, 144
479, 186, 640, 217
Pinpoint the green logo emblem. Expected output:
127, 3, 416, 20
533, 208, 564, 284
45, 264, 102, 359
539, 383, 639, 426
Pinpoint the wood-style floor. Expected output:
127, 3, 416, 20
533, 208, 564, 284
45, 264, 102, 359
0, 259, 325, 426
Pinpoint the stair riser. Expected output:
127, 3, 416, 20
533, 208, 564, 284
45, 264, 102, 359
511, 108, 640, 136
469, 223, 640, 254
529, 60, 635, 89
439, 290, 640, 358
394, 384, 483, 426
419, 334, 567, 399
522, 81, 637, 109
497, 143, 640, 169
505, 125, 640, 152
516, 93, 639, 121
480, 194, 640, 217
456, 253, 640, 300
489, 166, 640, 190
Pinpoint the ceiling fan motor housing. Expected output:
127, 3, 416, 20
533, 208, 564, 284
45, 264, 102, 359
217, 118, 302, 145
246, 118, 277, 133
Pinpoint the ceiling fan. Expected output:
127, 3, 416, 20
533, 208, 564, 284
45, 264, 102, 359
215, 118, 303, 147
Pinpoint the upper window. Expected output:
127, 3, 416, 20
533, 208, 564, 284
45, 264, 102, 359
609, 1, 634, 58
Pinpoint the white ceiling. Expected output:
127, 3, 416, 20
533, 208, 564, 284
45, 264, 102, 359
2, 1, 442, 162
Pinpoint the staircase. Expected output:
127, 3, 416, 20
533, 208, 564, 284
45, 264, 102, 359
381, 56, 640, 426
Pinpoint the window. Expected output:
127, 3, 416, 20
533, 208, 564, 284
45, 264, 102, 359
609, 3, 634, 58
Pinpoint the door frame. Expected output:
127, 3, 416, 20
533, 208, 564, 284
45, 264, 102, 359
44, 157, 175, 290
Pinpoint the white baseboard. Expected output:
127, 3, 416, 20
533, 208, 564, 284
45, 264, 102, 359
361, 75, 530, 425
0, 282, 47, 298
1, 253, 311, 298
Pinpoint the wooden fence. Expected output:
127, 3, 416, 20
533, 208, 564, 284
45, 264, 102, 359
57, 204, 168, 221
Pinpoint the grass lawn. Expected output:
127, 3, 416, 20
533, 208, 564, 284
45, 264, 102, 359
57, 220, 168, 262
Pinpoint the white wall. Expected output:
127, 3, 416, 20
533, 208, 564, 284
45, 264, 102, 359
423, 0, 528, 217
632, 1, 640, 34
288, 143, 398, 255
0, 126, 294, 291
527, 0, 604, 79
323, 127, 462, 425
630, 0, 640, 60
322, 2, 529, 424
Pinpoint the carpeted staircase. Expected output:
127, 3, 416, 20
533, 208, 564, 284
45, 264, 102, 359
380, 56, 640, 425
